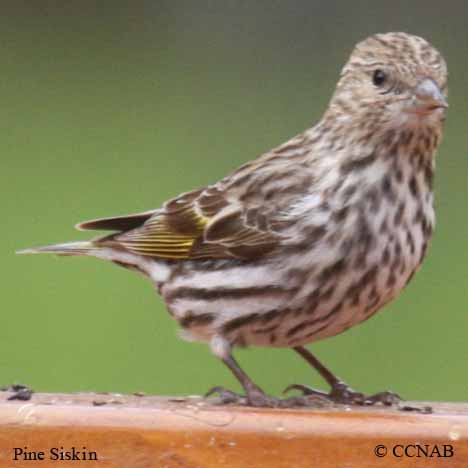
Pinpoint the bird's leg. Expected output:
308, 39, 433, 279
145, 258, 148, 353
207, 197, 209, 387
285, 346, 401, 406
206, 353, 277, 407
205, 335, 284, 407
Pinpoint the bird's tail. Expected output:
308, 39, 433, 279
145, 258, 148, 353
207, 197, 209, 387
16, 238, 172, 283
16, 241, 96, 256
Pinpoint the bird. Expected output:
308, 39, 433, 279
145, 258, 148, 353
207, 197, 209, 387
18, 32, 448, 407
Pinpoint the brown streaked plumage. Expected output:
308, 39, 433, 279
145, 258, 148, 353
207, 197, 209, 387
19, 32, 448, 407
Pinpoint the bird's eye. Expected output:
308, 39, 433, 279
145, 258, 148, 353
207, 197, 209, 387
372, 69, 387, 87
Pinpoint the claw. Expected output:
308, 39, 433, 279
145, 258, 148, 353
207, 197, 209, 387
283, 384, 308, 395
204, 386, 244, 405
204, 386, 227, 398
283, 383, 328, 398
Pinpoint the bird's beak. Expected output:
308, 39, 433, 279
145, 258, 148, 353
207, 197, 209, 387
409, 78, 448, 114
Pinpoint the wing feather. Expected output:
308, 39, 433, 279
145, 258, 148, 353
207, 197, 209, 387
104, 187, 281, 260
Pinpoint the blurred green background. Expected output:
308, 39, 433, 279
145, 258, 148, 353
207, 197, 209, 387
2, 1, 467, 401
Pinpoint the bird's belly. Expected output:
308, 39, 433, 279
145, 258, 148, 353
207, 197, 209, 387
235, 244, 425, 348
245, 202, 433, 347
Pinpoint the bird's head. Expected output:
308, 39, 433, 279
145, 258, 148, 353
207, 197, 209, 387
328, 32, 448, 136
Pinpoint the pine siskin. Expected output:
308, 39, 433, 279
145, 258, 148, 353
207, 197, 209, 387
19, 32, 448, 407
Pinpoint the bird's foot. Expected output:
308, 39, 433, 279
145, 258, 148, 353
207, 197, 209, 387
205, 385, 329, 408
284, 382, 401, 406
205, 385, 281, 407
1, 383, 33, 401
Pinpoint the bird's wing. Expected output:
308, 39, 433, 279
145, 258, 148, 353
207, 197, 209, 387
78, 132, 313, 260
93, 185, 282, 260
77, 210, 158, 232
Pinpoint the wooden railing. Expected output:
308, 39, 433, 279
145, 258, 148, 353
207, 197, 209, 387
1, 391, 467, 467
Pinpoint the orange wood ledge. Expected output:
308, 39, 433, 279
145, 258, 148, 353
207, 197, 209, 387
1, 391, 468, 467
